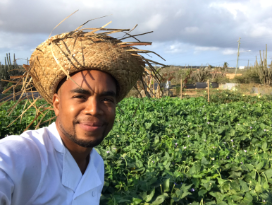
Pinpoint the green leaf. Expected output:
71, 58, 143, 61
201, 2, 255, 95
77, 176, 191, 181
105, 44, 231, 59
190, 202, 200, 205
201, 157, 209, 165
263, 182, 269, 190
154, 136, 160, 144
230, 129, 235, 136
151, 195, 166, 205
240, 192, 253, 205
132, 197, 142, 204
181, 183, 193, 192
146, 188, 155, 202
255, 182, 262, 193
231, 195, 243, 201
217, 202, 228, 205
229, 171, 242, 179
209, 192, 225, 203
198, 189, 207, 197
217, 178, 226, 185
180, 191, 192, 199
163, 178, 170, 192
245, 164, 254, 171
145, 122, 153, 130
256, 161, 264, 171
239, 180, 249, 192
265, 169, 272, 178
262, 142, 267, 151
230, 181, 240, 191
140, 192, 147, 201
136, 159, 143, 168
192, 178, 200, 188
260, 123, 266, 129
205, 201, 217, 205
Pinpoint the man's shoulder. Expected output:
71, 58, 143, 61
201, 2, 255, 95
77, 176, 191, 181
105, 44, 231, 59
0, 127, 52, 185
0, 127, 53, 203
0, 126, 51, 154
0, 126, 53, 171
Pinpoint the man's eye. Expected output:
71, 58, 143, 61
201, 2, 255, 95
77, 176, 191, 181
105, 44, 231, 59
103, 98, 114, 103
73, 95, 85, 99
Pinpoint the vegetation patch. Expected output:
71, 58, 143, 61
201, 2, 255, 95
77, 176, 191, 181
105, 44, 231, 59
1, 94, 272, 204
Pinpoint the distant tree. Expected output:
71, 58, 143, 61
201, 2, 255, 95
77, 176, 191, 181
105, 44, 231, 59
223, 62, 229, 69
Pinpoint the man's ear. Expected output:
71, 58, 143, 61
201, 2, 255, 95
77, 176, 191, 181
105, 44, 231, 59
53, 93, 60, 117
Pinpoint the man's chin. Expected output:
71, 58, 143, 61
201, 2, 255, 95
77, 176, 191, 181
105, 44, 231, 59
71, 136, 104, 148
69, 124, 108, 147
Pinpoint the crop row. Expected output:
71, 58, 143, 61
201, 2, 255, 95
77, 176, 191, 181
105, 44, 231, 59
1, 94, 272, 204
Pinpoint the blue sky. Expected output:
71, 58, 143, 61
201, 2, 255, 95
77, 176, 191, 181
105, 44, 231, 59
0, 0, 272, 67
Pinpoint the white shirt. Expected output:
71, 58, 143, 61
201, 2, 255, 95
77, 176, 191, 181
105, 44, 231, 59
0, 122, 104, 205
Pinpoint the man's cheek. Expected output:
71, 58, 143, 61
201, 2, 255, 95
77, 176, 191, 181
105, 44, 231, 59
68, 106, 77, 114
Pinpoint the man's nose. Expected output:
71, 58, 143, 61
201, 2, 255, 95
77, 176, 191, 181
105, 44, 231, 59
83, 97, 104, 116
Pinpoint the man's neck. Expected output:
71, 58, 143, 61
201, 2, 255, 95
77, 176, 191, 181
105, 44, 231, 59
63, 141, 92, 174
55, 122, 92, 174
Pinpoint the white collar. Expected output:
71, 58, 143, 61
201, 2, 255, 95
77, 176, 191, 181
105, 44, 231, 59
47, 122, 64, 153
46, 122, 102, 195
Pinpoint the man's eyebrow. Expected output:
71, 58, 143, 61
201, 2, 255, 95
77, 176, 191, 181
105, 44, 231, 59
70, 88, 116, 97
70, 88, 91, 95
100, 91, 116, 98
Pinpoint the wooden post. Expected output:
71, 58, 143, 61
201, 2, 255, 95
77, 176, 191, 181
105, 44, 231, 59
180, 79, 183, 99
235, 37, 241, 76
13, 86, 15, 101
153, 77, 155, 98
266, 44, 268, 68
207, 79, 210, 102
157, 84, 160, 98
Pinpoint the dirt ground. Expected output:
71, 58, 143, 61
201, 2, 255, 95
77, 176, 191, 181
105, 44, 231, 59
168, 83, 272, 98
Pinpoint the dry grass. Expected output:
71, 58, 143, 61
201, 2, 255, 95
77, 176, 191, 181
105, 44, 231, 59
125, 66, 272, 99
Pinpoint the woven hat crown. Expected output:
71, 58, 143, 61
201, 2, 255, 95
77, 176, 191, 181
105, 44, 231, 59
29, 32, 147, 103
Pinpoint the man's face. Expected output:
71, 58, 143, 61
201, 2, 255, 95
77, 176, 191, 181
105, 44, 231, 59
53, 70, 117, 148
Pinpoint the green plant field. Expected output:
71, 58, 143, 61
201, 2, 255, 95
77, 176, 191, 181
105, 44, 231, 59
1, 94, 272, 204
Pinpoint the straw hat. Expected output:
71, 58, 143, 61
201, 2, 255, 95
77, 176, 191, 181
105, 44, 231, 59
28, 31, 153, 103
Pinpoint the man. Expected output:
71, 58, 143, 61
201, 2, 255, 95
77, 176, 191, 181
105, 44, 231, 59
0, 23, 163, 204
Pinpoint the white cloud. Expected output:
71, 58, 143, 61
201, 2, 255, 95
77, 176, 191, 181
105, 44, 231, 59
209, 2, 247, 18
175, 9, 185, 18
222, 48, 237, 55
249, 24, 272, 37
195, 46, 219, 51
143, 14, 164, 30
165, 42, 186, 54
259, 0, 272, 8
184, 27, 199, 34
0, 0, 9, 4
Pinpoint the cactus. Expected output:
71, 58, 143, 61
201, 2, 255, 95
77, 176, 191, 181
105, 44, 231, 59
193, 67, 210, 82
255, 46, 272, 86
0, 53, 25, 93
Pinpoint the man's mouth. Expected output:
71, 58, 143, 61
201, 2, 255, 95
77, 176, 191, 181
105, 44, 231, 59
78, 121, 104, 132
